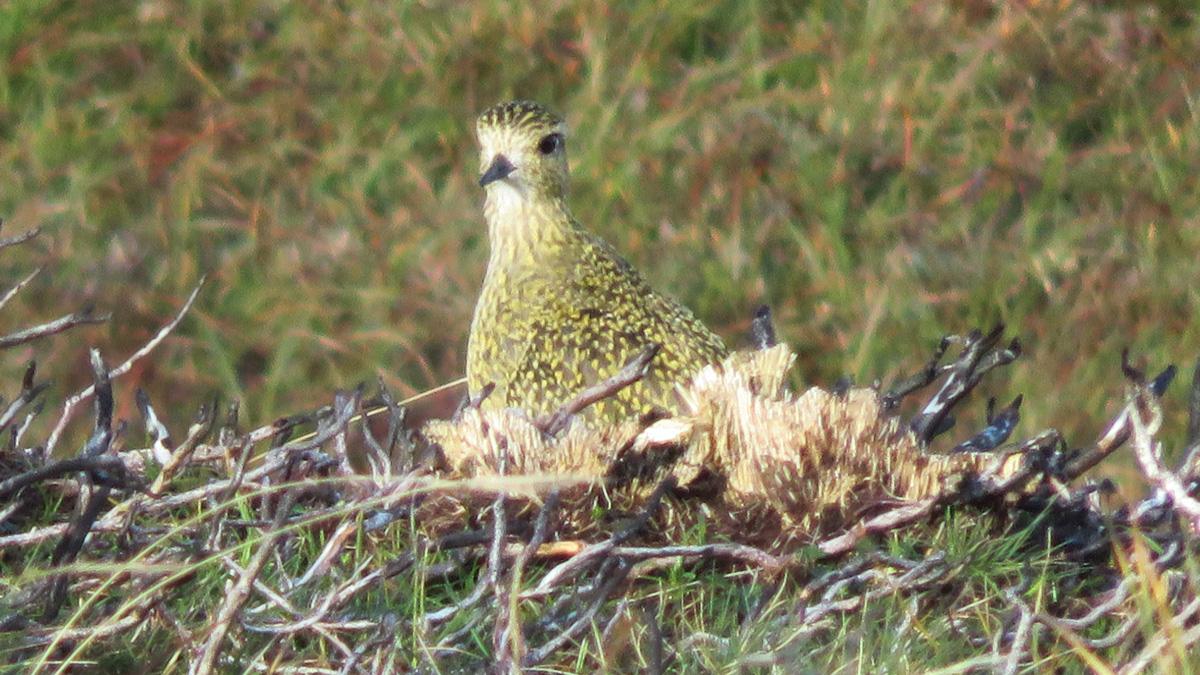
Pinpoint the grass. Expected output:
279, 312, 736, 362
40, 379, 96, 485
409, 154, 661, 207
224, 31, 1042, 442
8, 476, 1192, 672
2, 1, 1198, 451
2, 0, 1200, 671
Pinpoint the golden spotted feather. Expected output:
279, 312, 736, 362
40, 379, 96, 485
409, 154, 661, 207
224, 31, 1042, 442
468, 100, 727, 422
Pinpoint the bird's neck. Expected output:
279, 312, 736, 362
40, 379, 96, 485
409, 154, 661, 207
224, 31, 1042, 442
483, 184, 580, 270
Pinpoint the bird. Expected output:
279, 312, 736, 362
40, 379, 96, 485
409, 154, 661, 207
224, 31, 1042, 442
467, 100, 728, 423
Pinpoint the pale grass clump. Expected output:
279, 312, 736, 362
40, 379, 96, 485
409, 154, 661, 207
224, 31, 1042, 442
424, 344, 1021, 540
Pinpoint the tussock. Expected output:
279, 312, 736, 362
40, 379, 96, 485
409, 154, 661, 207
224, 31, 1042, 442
423, 344, 1022, 543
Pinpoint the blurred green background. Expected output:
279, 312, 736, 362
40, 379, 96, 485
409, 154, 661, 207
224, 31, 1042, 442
1, 1, 1198, 470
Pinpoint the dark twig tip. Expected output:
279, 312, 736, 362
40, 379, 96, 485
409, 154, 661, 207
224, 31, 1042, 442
1187, 358, 1200, 446
135, 387, 151, 412
1120, 348, 1142, 383
1150, 365, 1176, 397
22, 360, 36, 391
751, 305, 778, 349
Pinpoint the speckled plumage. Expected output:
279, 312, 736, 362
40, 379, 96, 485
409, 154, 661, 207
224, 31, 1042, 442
467, 100, 727, 422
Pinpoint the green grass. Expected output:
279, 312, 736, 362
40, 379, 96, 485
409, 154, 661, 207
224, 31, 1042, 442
10, 492, 1184, 672
3, 0, 1200, 671
2, 1, 1197, 453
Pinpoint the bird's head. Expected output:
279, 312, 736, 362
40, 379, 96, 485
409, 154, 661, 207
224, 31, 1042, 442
476, 100, 569, 203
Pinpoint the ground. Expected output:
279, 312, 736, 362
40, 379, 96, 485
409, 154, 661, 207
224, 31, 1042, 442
2, 1, 1200, 671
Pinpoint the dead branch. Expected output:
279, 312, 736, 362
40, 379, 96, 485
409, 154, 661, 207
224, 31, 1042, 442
751, 305, 777, 349
0, 266, 42, 313
0, 306, 109, 350
1119, 596, 1200, 674
1128, 385, 1200, 534
999, 591, 1037, 675
147, 399, 217, 494
496, 490, 561, 668
611, 543, 787, 571
815, 498, 942, 557
0, 391, 361, 554
527, 478, 673, 599
360, 377, 406, 477
909, 325, 1021, 443
951, 395, 1022, 453
41, 350, 118, 622
0, 360, 49, 433
423, 477, 512, 630
536, 343, 660, 436
793, 554, 952, 635
818, 350, 1180, 557
0, 454, 132, 501
45, 278, 205, 455
190, 489, 297, 675
0, 223, 41, 251
523, 560, 631, 668
136, 388, 173, 465
23, 610, 145, 647
288, 519, 358, 591
882, 334, 953, 410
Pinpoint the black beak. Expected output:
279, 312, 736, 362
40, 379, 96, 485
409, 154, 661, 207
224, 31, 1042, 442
478, 154, 516, 187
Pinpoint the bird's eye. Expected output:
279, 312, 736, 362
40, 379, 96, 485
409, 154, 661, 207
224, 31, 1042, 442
537, 133, 562, 155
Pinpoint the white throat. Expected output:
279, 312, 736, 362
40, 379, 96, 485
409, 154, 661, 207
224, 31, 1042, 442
482, 178, 539, 265
484, 179, 530, 224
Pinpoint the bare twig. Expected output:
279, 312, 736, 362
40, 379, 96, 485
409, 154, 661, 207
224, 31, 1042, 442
190, 490, 296, 675
498, 490, 561, 668
361, 378, 405, 477
0, 360, 50, 432
0, 454, 132, 501
288, 519, 357, 591
816, 498, 942, 557
523, 560, 631, 668
794, 554, 950, 634
489, 448, 513, 661
0, 266, 42, 312
136, 388, 173, 465
456, 382, 495, 418
613, 543, 786, 571
536, 343, 660, 436
1037, 589, 1139, 653
0, 224, 41, 251
42, 351, 118, 622
423, 458, 512, 630
41, 483, 111, 622
0, 306, 109, 350
910, 325, 1021, 443
45, 278, 205, 455
24, 610, 145, 646
822, 351, 1181, 557
528, 478, 673, 598
751, 305, 777, 349
883, 334, 953, 410
952, 395, 1022, 453
1128, 386, 1200, 533
1120, 596, 1200, 674
1000, 593, 1036, 675
0, 393, 361, 553
148, 401, 217, 494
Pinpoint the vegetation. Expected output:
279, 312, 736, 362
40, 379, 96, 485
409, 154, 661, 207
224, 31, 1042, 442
2, 0, 1199, 672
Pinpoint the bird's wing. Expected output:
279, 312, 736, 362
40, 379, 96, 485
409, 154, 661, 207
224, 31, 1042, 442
513, 271, 719, 419
505, 234, 726, 420
507, 290, 672, 420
